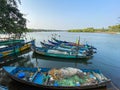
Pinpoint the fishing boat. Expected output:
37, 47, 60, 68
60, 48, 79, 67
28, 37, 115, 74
52, 38, 78, 46
40, 41, 72, 49
52, 38, 97, 50
48, 39, 77, 47
0, 48, 31, 64
48, 39, 97, 51
31, 45, 93, 59
40, 41, 55, 49
3, 66, 111, 90
48, 40, 60, 46
0, 40, 35, 59
32, 52, 92, 64
0, 39, 24, 46
40, 41, 96, 56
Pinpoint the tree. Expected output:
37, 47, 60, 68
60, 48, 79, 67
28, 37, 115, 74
0, 0, 27, 38
108, 24, 120, 32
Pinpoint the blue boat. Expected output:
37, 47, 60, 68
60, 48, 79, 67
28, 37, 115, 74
52, 38, 77, 45
3, 66, 111, 90
40, 41, 55, 49
40, 41, 96, 57
47, 39, 97, 55
52, 38, 97, 50
48, 40, 60, 46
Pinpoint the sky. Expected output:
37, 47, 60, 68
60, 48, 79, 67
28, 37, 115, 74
19, 0, 120, 30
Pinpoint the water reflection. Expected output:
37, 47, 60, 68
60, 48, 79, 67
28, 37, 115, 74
0, 48, 31, 66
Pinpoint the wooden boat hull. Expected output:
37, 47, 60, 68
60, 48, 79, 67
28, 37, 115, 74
3, 66, 111, 90
40, 41, 55, 49
40, 41, 96, 55
32, 46, 91, 59
0, 39, 24, 46
6, 77, 108, 90
52, 38, 78, 46
42, 40, 97, 56
52, 38, 97, 50
0, 40, 35, 59
32, 52, 91, 63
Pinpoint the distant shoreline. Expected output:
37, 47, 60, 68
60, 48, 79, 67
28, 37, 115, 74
28, 29, 119, 34
1, 29, 119, 34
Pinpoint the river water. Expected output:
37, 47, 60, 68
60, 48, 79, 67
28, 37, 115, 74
0, 32, 120, 90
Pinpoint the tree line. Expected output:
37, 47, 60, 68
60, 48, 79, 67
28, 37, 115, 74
68, 24, 120, 33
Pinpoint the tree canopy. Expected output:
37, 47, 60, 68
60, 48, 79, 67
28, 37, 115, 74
108, 24, 120, 32
0, 0, 27, 38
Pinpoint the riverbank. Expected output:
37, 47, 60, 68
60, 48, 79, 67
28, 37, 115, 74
68, 30, 120, 34
68, 31, 119, 34
27, 29, 120, 34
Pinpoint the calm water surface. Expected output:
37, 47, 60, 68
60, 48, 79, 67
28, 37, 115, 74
0, 32, 120, 90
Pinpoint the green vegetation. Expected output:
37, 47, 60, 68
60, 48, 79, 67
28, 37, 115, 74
28, 29, 65, 32
0, 0, 27, 38
68, 24, 120, 33
28, 25, 120, 33
108, 24, 120, 32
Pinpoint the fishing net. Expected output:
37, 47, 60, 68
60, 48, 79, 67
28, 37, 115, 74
55, 75, 88, 86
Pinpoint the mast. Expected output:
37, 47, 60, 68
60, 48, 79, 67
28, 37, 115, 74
76, 36, 80, 57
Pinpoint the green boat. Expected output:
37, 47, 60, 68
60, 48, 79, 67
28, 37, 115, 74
0, 39, 24, 46
0, 40, 35, 59
31, 46, 92, 59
